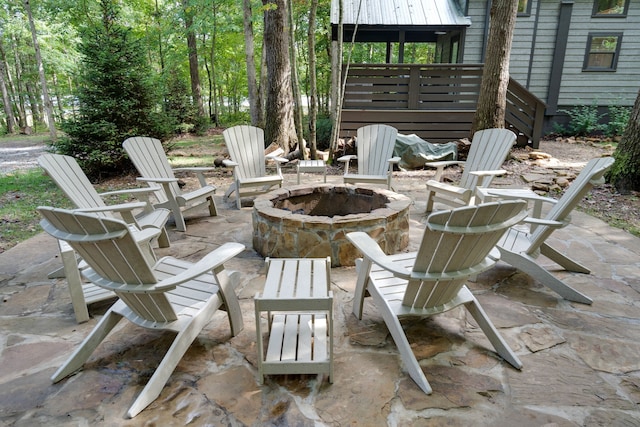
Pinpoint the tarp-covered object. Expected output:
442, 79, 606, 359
393, 134, 457, 170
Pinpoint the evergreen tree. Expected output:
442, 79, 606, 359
53, 0, 171, 179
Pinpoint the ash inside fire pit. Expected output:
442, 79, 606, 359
252, 184, 411, 267
275, 189, 388, 217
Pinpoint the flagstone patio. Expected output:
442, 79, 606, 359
1, 172, 639, 426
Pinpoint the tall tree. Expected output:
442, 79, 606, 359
262, 0, 297, 153
287, 0, 304, 157
243, 0, 262, 126
0, 40, 16, 134
608, 89, 640, 192
307, 0, 319, 160
24, 0, 56, 140
183, 0, 205, 117
471, 0, 519, 134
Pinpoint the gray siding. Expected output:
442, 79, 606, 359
462, 0, 639, 108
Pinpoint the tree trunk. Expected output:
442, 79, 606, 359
263, 0, 298, 153
287, 0, 305, 158
25, 0, 56, 140
307, 0, 319, 160
471, 0, 519, 135
608, 89, 640, 193
328, 0, 343, 162
0, 40, 16, 133
243, 0, 261, 126
183, 0, 204, 117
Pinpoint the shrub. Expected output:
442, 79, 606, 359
605, 104, 631, 137
559, 101, 606, 136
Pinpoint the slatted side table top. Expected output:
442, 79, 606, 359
254, 257, 333, 384
297, 160, 327, 184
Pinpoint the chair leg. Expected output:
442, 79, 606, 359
126, 308, 216, 418
207, 196, 218, 217
125, 269, 236, 418
499, 249, 593, 304
51, 307, 123, 382
369, 286, 433, 394
58, 242, 90, 323
463, 292, 522, 370
425, 190, 435, 213
352, 258, 371, 320
540, 243, 590, 274
157, 227, 170, 248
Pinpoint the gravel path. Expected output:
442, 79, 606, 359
0, 139, 47, 175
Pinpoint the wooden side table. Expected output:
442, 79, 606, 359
254, 257, 333, 384
296, 160, 327, 184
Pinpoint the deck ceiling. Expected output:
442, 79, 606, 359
331, 0, 471, 42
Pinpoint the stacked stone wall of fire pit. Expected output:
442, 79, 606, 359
252, 184, 411, 267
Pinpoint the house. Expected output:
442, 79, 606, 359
331, 0, 639, 142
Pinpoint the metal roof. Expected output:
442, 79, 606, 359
331, 0, 471, 28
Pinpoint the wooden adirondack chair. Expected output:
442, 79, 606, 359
348, 200, 528, 394
488, 156, 615, 304
222, 125, 289, 208
425, 128, 516, 212
38, 153, 171, 323
123, 136, 218, 231
39, 206, 245, 418
337, 124, 400, 189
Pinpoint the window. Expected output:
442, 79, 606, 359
583, 33, 622, 71
518, 0, 532, 16
592, 0, 629, 16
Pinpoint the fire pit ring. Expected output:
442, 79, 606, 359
252, 184, 411, 267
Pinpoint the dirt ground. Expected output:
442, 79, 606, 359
1, 133, 638, 238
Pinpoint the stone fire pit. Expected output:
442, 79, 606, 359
252, 184, 411, 267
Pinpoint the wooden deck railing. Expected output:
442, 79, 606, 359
339, 64, 546, 148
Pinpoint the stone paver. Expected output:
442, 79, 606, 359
1, 172, 639, 426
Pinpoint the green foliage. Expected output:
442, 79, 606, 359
53, 0, 171, 179
558, 101, 606, 136
218, 112, 252, 127
314, 116, 333, 150
605, 104, 631, 137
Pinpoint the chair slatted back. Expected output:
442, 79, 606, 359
404, 201, 528, 309
123, 137, 176, 204
356, 125, 398, 176
223, 125, 267, 180
458, 129, 516, 190
38, 154, 110, 217
527, 157, 615, 253
39, 207, 178, 322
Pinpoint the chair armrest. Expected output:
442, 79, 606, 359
424, 160, 465, 181
469, 169, 507, 187
153, 242, 245, 291
347, 232, 412, 279
173, 167, 216, 173
485, 189, 557, 205
99, 187, 157, 198
223, 159, 239, 168
337, 155, 357, 175
136, 177, 179, 184
522, 217, 567, 228
388, 156, 401, 164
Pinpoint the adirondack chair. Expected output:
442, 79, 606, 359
337, 124, 400, 190
38, 153, 171, 323
123, 136, 218, 231
425, 128, 516, 212
222, 125, 289, 208
38, 206, 245, 418
348, 200, 528, 394
488, 156, 615, 305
